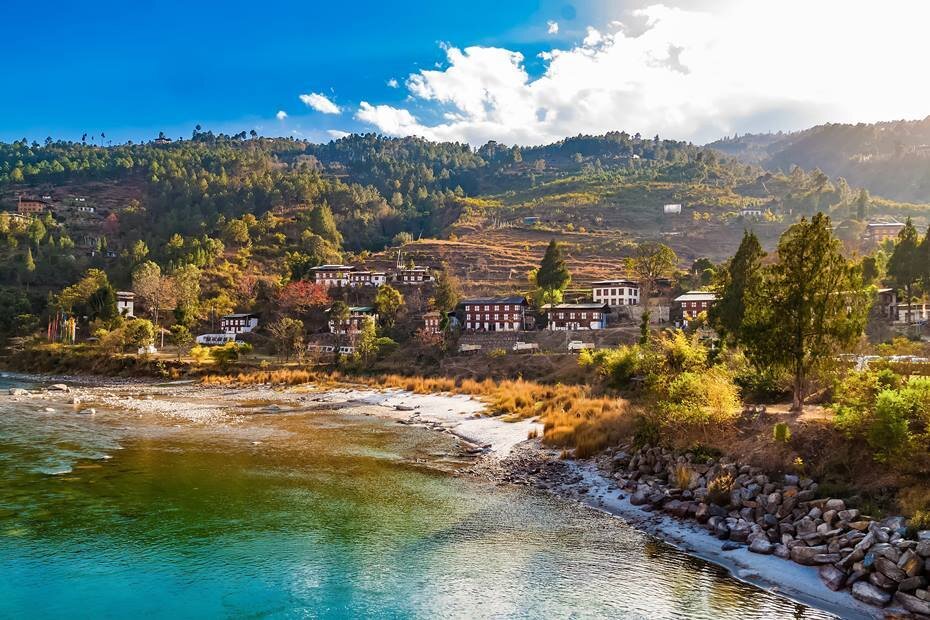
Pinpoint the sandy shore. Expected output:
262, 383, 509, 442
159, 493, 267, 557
6, 374, 878, 618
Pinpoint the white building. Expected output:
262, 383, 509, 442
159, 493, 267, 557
740, 207, 764, 218
116, 291, 135, 317
348, 271, 387, 287
308, 265, 355, 287
663, 203, 682, 215
221, 313, 259, 335
893, 303, 930, 324
591, 279, 639, 308
392, 266, 434, 285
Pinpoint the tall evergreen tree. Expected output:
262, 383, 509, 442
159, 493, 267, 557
855, 188, 870, 221
744, 213, 869, 411
887, 218, 921, 325
535, 239, 571, 291
709, 230, 765, 345
307, 203, 342, 247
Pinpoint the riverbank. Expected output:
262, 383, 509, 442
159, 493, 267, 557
2, 375, 892, 618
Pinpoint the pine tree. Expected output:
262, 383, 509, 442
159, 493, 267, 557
307, 203, 342, 247
535, 239, 571, 291
709, 231, 765, 345
744, 213, 869, 411
887, 218, 921, 325
856, 188, 870, 221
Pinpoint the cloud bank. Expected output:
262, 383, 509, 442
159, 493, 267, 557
353, 2, 930, 145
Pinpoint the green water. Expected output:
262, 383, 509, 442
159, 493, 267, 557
0, 381, 835, 619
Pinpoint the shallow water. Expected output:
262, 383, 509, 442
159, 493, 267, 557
0, 379, 834, 619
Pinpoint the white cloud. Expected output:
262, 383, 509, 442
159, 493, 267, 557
387, 78, 399, 88
275, 110, 288, 120
327, 129, 351, 139
353, 2, 930, 145
299, 92, 341, 115
547, 20, 559, 35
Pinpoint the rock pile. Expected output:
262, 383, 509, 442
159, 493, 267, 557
603, 445, 930, 616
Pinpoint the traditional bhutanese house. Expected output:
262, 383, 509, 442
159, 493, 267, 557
422, 311, 442, 334
221, 313, 259, 335
116, 291, 135, 317
591, 279, 639, 308
17, 196, 50, 216
348, 270, 387, 287
865, 221, 905, 245
875, 288, 898, 319
392, 266, 434, 285
308, 264, 355, 287
740, 207, 764, 218
329, 306, 378, 334
542, 303, 610, 330
673, 291, 718, 320
893, 302, 930, 324
462, 296, 528, 332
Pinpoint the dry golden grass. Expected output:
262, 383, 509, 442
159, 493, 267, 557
200, 369, 632, 456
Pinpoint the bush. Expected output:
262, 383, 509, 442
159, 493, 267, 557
707, 473, 734, 506
773, 422, 792, 443
488, 348, 507, 358
656, 368, 740, 427
672, 463, 693, 490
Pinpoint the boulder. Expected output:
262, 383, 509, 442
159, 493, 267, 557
773, 544, 790, 559
790, 545, 827, 566
876, 557, 908, 582
729, 523, 751, 543
824, 498, 846, 512
917, 539, 930, 558
749, 538, 774, 555
818, 565, 846, 591
629, 491, 647, 506
870, 571, 897, 589
48, 384, 69, 392
894, 591, 930, 616
9, 388, 29, 396
899, 576, 927, 592
852, 581, 892, 607
899, 549, 922, 577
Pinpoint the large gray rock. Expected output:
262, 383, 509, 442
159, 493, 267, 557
894, 591, 930, 616
9, 388, 29, 396
749, 538, 774, 555
916, 539, 930, 558
629, 491, 647, 506
852, 581, 892, 607
824, 498, 846, 512
899, 549, 922, 577
876, 557, 907, 582
818, 565, 846, 591
48, 383, 69, 392
790, 545, 827, 566
899, 575, 927, 592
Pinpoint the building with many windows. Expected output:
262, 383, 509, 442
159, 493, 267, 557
221, 313, 260, 335
462, 296, 528, 332
541, 303, 610, 330
591, 279, 639, 308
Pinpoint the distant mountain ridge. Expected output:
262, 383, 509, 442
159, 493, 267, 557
706, 117, 930, 203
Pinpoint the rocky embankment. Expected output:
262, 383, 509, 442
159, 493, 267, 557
489, 443, 930, 618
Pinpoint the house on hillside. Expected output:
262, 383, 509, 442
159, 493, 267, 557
542, 303, 610, 330
663, 203, 682, 215
116, 291, 135, 317
740, 207, 764, 218
308, 264, 355, 287
591, 279, 639, 308
392, 266, 433, 285
221, 313, 259, 335
865, 220, 905, 245
348, 270, 387, 287
672, 291, 718, 322
875, 288, 898, 319
422, 311, 442, 334
17, 196, 50, 216
328, 306, 378, 334
462, 296, 528, 332
892, 302, 930, 324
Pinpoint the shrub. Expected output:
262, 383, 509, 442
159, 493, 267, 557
672, 463, 692, 490
656, 368, 740, 427
773, 422, 791, 443
707, 473, 733, 506
908, 510, 930, 532
488, 348, 507, 358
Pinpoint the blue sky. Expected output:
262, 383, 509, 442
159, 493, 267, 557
3, 1, 929, 145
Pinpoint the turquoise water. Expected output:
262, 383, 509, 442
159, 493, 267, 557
0, 379, 834, 619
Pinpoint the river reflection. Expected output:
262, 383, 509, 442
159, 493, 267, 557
0, 385, 833, 619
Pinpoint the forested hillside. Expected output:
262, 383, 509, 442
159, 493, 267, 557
0, 127, 927, 338
708, 117, 930, 203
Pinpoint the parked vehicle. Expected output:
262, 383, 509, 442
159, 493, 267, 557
512, 341, 539, 352
459, 344, 482, 353
568, 340, 594, 352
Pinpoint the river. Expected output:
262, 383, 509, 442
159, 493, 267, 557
0, 377, 834, 619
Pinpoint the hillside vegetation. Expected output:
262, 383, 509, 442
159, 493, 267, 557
708, 117, 930, 203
